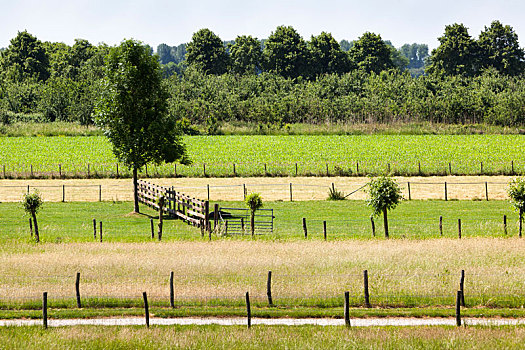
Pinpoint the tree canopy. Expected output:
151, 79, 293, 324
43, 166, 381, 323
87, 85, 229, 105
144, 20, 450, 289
186, 29, 230, 75
229, 35, 262, 75
349, 32, 394, 74
95, 39, 188, 212
309, 32, 350, 76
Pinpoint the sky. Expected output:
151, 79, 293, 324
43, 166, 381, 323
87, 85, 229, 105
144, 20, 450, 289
1, 0, 525, 51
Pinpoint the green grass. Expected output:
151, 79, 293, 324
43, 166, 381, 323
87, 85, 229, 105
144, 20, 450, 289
1, 134, 525, 178
2, 324, 525, 349
0, 200, 520, 243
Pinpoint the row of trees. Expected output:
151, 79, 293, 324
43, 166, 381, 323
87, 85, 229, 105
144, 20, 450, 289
1, 21, 525, 127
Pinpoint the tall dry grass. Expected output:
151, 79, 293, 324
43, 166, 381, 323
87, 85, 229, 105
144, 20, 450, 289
1, 238, 524, 304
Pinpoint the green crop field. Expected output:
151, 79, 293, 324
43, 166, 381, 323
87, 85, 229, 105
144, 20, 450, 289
0, 200, 520, 243
1, 135, 525, 178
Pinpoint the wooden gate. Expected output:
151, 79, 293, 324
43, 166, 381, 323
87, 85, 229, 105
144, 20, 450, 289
137, 180, 210, 231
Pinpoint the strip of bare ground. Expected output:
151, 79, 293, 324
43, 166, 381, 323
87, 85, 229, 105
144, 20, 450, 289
0, 175, 516, 202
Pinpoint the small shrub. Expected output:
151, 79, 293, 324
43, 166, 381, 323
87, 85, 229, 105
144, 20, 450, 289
327, 186, 345, 200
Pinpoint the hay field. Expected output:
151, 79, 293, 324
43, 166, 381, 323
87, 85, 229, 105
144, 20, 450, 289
1, 239, 524, 306
0, 175, 516, 202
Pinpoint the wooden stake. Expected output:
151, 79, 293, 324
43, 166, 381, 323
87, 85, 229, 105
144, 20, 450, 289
503, 215, 507, 235
439, 216, 443, 236
456, 290, 462, 327
75, 272, 81, 308
289, 183, 293, 202
93, 219, 96, 239
99, 221, 103, 242
246, 292, 251, 329
43, 292, 48, 329
150, 218, 154, 239
169, 271, 174, 308
323, 221, 327, 241
371, 216, 375, 237
407, 182, 411, 200
302, 218, 307, 238
460, 270, 466, 307
344, 291, 350, 327
143, 292, 149, 328
364, 270, 370, 308
267, 271, 273, 307
458, 219, 461, 239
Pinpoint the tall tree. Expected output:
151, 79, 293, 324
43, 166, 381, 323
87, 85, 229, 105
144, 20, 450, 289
95, 39, 189, 213
309, 32, 350, 76
229, 35, 262, 75
427, 23, 480, 77
157, 43, 174, 64
478, 20, 525, 76
186, 29, 230, 75
0, 31, 50, 82
262, 25, 310, 79
349, 32, 394, 74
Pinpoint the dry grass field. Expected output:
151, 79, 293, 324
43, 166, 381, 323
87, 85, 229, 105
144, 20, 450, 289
0, 175, 516, 202
1, 239, 523, 306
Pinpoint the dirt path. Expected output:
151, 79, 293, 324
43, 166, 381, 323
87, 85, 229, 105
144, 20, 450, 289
0, 175, 515, 202
1, 317, 524, 327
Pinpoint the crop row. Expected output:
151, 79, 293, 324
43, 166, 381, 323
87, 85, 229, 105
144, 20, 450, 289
1, 135, 525, 178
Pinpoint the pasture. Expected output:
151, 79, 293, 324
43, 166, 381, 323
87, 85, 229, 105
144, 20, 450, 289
2, 325, 525, 349
1, 134, 525, 178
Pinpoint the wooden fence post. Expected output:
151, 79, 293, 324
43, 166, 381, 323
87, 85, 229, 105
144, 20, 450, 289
485, 182, 489, 201
364, 270, 370, 308
243, 184, 246, 201
150, 218, 154, 239
449, 162, 452, 174
233, 163, 236, 177
460, 270, 466, 307
407, 182, 411, 200
207, 184, 210, 201
75, 272, 81, 308
444, 182, 448, 201
170, 271, 175, 308
439, 216, 443, 236
204, 201, 210, 233
302, 218, 307, 238
456, 290, 462, 327
143, 292, 149, 328
213, 204, 219, 231
458, 219, 461, 239
99, 221, 103, 242
503, 215, 507, 235
241, 217, 245, 235
99, 185, 102, 202
323, 221, 327, 241
62, 185, 65, 202
370, 216, 375, 237
289, 183, 293, 202
344, 291, 350, 327
43, 292, 48, 329
267, 271, 273, 307
246, 291, 251, 329
93, 219, 96, 240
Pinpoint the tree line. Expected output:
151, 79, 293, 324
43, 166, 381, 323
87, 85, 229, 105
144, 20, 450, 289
1, 21, 524, 128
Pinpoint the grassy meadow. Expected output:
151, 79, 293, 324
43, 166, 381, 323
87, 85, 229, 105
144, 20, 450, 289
2, 325, 525, 349
1, 134, 525, 178
0, 200, 521, 243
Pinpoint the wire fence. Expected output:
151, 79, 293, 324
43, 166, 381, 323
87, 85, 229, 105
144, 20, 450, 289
1, 159, 525, 179
1, 270, 524, 309
0, 180, 516, 202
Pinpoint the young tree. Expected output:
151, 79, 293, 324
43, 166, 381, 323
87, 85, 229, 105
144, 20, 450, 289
22, 191, 43, 242
508, 177, 525, 238
95, 39, 189, 213
186, 29, 230, 75
157, 195, 165, 241
245, 193, 263, 236
366, 176, 403, 238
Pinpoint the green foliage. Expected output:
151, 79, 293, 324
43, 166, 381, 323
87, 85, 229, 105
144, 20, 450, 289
427, 23, 480, 77
366, 176, 403, 217
245, 193, 263, 214
478, 20, 525, 76
349, 32, 394, 74
0, 31, 50, 82
186, 29, 230, 75
21, 190, 43, 215
229, 35, 262, 75
95, 39, 188, 170
262, 26, 310, 79
327, 186, 345, 200
508, 177, 525, 212
309, 32, 350, 76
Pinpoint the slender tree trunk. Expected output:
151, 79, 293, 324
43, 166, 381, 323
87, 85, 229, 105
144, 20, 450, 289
383, 208, 389, 239
133, 167, 139, 213
32, 212, 39, 243
251, 212, 255, 237
520, 209, 523, 238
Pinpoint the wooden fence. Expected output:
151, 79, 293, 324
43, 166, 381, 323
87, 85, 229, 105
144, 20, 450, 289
137, 180, 210, 231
